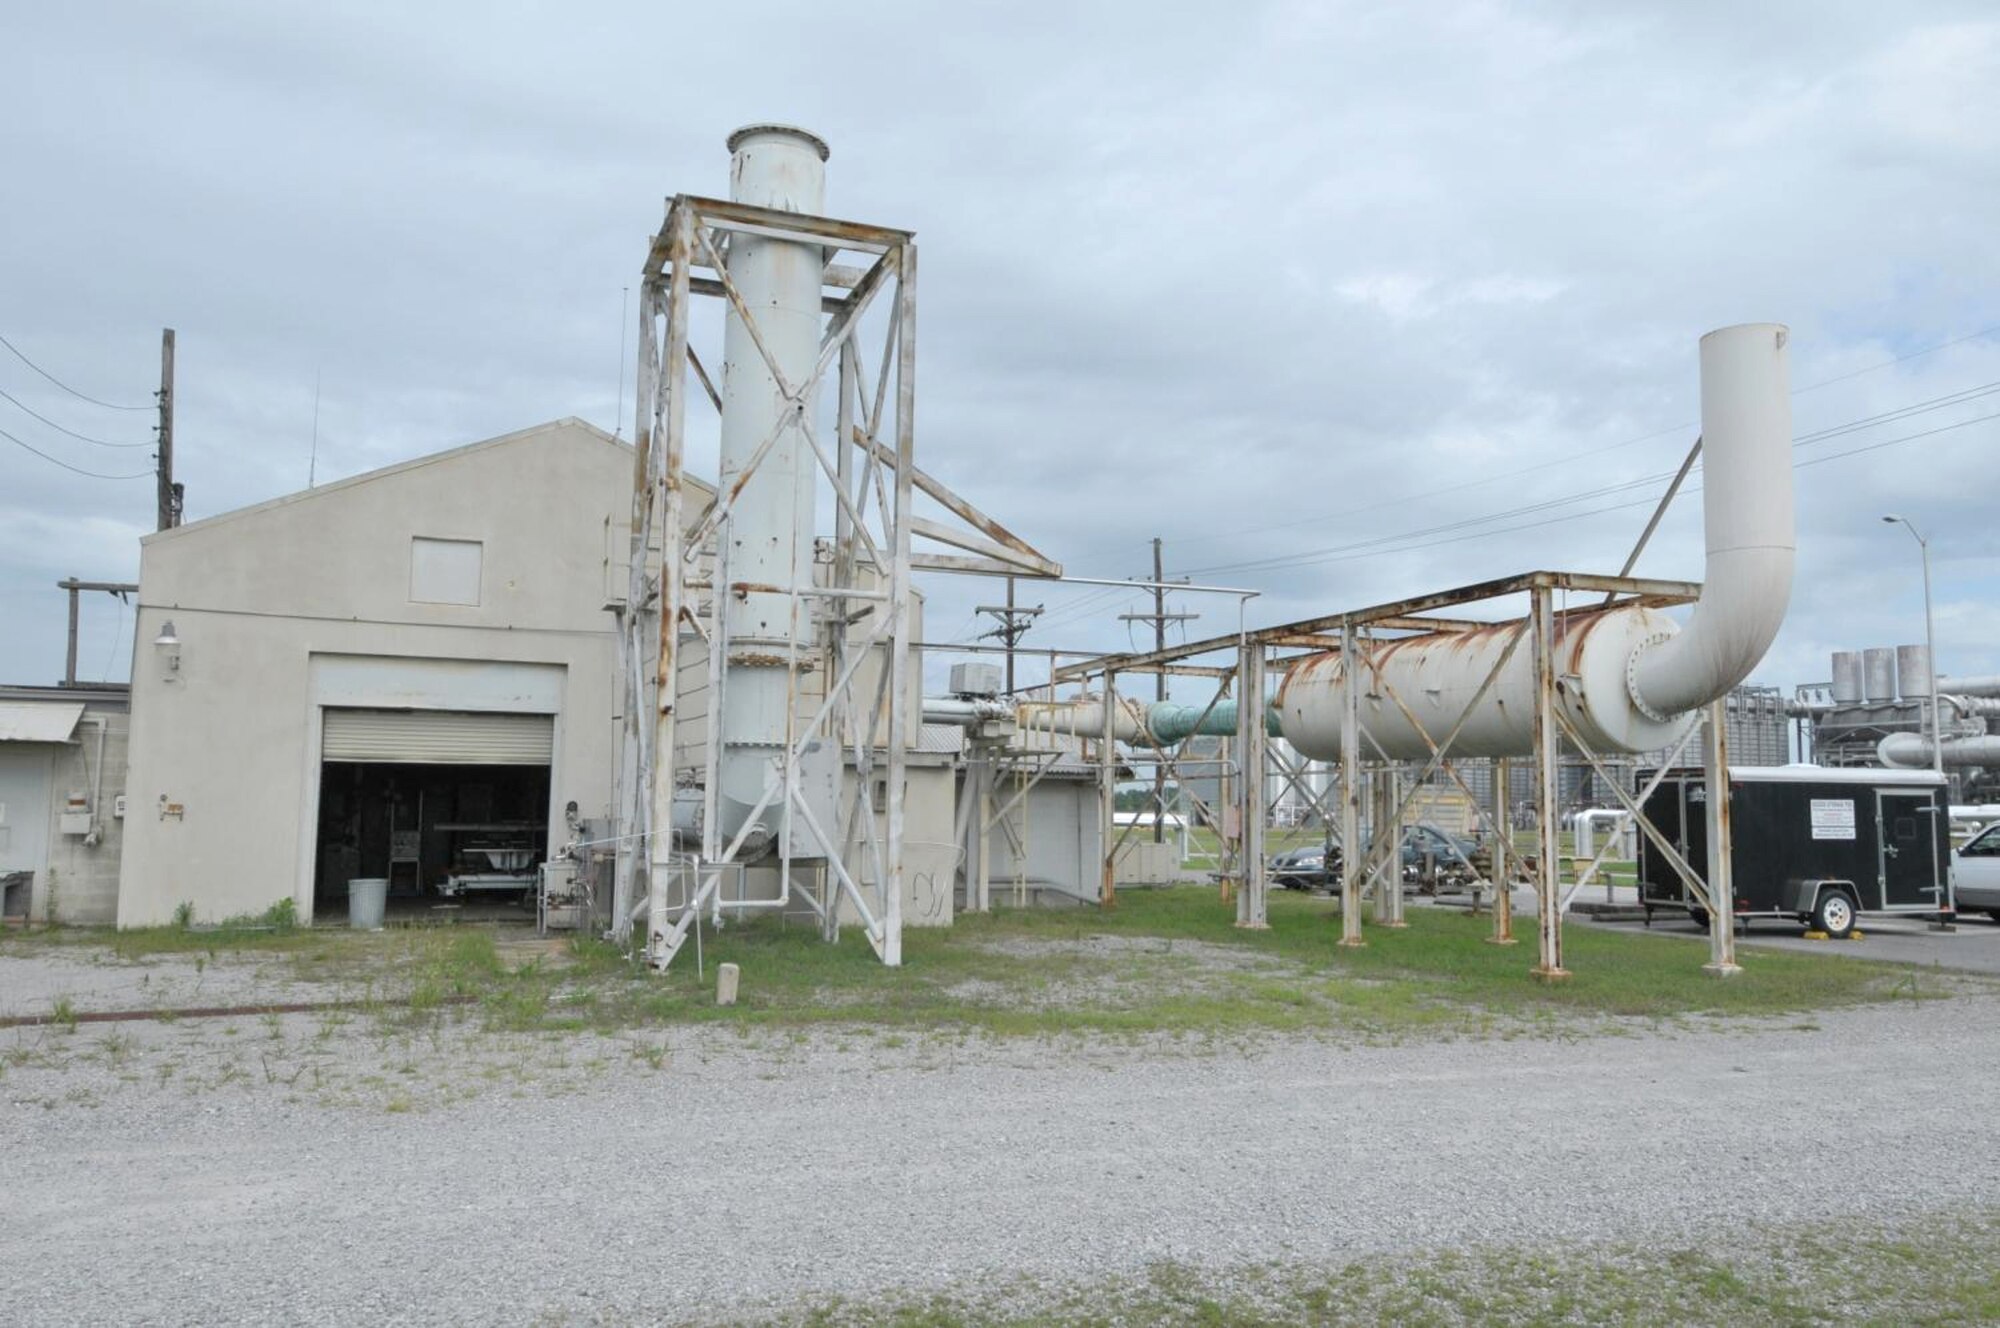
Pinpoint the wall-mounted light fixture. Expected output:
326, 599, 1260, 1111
153, 619, 182, 675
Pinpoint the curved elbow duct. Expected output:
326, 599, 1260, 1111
1626, 323, 1794, 719
1277, 323, 1793, 763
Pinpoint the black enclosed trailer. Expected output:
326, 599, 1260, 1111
1637, 765, 1950, 938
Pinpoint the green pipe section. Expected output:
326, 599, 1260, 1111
1142, 699, 1281, 746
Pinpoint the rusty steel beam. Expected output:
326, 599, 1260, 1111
851, 426, 1061, 578
1055, 570, 1702, 681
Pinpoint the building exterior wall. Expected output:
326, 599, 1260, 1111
0, 689, 129, 925
117, 420, 655, 927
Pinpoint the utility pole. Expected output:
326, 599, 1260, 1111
1119, 538, 1197, 842
56, 579, 139, 687
975, 576, 1043, 694
156, 328, 182, 530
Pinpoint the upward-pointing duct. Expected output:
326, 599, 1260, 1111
1624, 324, 1795, 720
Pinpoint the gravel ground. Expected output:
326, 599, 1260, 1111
0, 946, 344, 1016
2, 981, 1996, 1325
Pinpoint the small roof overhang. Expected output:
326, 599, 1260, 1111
0, 701, 85, 744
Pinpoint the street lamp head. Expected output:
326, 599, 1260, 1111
1881, 514, 1901, 525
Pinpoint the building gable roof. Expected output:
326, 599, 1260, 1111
143, 418, 712, 545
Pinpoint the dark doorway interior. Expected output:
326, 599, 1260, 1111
314, 761, 551, 921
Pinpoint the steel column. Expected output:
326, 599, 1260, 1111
1701, 697, 1742, 976
1488, 758, 1517, 943
1237, 648, 1269, 928
1338, 621, 1364, 947
1529, 587, 1568, 981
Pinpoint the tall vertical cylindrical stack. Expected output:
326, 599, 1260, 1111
1829, 651, 1864, 704
1862, 647, 1898, 703
1896, 644, 1932, 699
716, 124, 831, 842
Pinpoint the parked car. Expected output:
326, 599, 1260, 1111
1268, 845, 1331, 890
1952, 821, 2000, 922
1401, 823, 1479, 873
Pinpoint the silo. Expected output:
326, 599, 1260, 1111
1829, 651, 1863, 704
1896, 644, 1932, 699
1862, 648, 1898, 703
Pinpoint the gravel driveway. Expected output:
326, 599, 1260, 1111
3, 987, 1996, 1325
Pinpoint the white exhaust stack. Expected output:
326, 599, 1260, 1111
1626, 322, 1795, 720
714, 124, 831, 848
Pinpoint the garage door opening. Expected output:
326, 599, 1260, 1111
314, 708, 553, 924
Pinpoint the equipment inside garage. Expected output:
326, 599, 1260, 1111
314, 708, 553, 920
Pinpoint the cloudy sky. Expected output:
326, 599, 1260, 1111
4, 0, 1996, 704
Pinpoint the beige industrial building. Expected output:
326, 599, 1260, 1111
118, 418, 686, 927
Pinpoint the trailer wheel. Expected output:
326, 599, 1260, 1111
1812, 889, 1857, 939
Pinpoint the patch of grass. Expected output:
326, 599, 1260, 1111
9, 887, 1965, 1045
751, 1210, 2000, 1326
49, 995, 77, 1033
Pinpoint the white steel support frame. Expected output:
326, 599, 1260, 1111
615, 190, 1058, 972
1065, 569, 1734, 980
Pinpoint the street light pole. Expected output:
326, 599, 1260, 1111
1881, 515, 1943, 777
1884, 513, 1954, 930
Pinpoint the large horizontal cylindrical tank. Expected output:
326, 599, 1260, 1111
1277, 608, 1698, 762
1829, 651, 1863, 704
1862, 647, 1898, 703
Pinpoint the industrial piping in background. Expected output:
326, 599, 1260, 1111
1879, 734, 2000, 768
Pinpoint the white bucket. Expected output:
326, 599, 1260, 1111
347, 878, 389, 931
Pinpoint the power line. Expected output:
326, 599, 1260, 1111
1059, 323, 2000, 567
0, 332, 154, 411
0, 386, 154, 447
0, 424, 155, 480
1220, 407, 2000, 575
1182, 380, 2000, 578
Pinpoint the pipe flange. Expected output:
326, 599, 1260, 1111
1626, 632, 1677, 724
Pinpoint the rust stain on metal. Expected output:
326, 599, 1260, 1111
727, 651, 809, 671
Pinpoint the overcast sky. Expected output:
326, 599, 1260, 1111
4, 0, 1996, 705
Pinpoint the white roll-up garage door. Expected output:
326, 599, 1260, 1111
321, 709, 554, 765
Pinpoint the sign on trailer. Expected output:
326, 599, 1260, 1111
1809, 798, 1856, 841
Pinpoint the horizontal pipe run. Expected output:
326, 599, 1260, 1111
1879, 734, 2000, 768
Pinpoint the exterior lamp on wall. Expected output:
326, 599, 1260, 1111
153, 620, 182, 675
